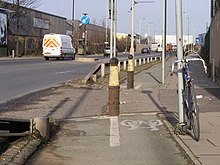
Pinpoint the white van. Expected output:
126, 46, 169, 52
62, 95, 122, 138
42, 34, 76, 60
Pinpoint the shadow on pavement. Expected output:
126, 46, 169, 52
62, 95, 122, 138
141, 90, 179, 129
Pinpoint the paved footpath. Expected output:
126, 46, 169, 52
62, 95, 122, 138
22, 55, 219, 165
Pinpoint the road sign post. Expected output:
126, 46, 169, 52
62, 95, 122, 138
80, 14, 90, 57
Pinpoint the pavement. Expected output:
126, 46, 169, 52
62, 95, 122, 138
1, 54, 220, 165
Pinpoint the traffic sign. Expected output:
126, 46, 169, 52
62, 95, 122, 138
80, 15, 90, 25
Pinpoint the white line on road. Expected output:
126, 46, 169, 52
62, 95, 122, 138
110, 117, 120, 147
55, 70, 75, 74
135, 84, 143, 89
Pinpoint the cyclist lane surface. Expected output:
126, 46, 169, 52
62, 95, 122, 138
19, 55, 219, 165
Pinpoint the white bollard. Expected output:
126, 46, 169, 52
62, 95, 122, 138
123, 61, 127, 70
92, 74, 97, 82
139, 59, 142, 65
134, 59, 137, 67
12, 50, 15, 58
143, 58, 146, 64
147, 58, 150, 63
101, 63, 105, 78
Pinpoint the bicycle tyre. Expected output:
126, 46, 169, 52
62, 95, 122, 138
189, 82, 200, 141
184, 82, 192, 130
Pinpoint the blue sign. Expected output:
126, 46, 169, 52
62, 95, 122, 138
80, 15, 90, 25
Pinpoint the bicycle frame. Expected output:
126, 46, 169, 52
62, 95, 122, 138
183, 63, 191, 115
171, 52, 207, 141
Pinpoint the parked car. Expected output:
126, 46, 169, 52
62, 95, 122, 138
104, 47, 118, 57
141, 48, 150, 54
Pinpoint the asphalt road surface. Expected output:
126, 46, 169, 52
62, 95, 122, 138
0, 58, 97, 104
0, 52, 160, 104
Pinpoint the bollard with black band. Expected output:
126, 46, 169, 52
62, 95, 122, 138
127, 54, 134, 89
109, 57, 120, 116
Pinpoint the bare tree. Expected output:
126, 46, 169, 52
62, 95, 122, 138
0, 0, 41, 56
0, 0, 41, 8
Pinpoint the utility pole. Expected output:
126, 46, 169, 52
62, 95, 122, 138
72, 0, 74, 44
175, 0, 184, 124
130, 0, 135, 57
113, 0, 117, 58
110, 0, 113, 58
128, 0, 155, 89
162, 0, 167, 84
109, 0, 117, 58
16, 0, 20, 56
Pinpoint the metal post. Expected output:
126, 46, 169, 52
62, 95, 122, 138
113, 0, 117, 57
84, 25, 86, 57
110, 0, 113, 58
130, 0, 135, 56
176, 0, 185, 124
127, 0, 135, 89
109, 58, 120, 116
16, 0, 20, 56
72, 0, 75, 42
162, 0, 167, 84
127, 55, 134, 89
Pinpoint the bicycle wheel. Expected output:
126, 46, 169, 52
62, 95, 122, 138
184, 82, 192, 130
189, 82, 200, 141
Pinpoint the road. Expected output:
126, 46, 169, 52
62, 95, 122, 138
0, 52, 160, 104
0, 58, 98, 104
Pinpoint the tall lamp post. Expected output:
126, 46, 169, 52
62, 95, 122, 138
72, 0, 74, 44
130, 0, 155, 57
128, 0, 155, 89
162, 0, 167, 84
109, 0, 117, 58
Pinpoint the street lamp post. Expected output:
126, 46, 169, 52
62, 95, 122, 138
130, 0, 135, 56
72, 0, 74, 44
130, 0, 155, 57
16, 0, 20, 56
109, 0, 117, 58
128, 0, 155, 89
162, 0, 167, 84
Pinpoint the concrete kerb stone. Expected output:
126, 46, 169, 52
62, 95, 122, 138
157, 113, 202, 165
0, 137, 42, 165
75, 57, 99, 62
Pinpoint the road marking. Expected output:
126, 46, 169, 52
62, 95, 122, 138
135, 84, 143, 89
55, 70, 75, 74
121, 119, 163, 131
196, 95, 203, 99
110, 117, 120, 147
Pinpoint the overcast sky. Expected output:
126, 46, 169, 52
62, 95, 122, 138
37, 0, 210, 37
